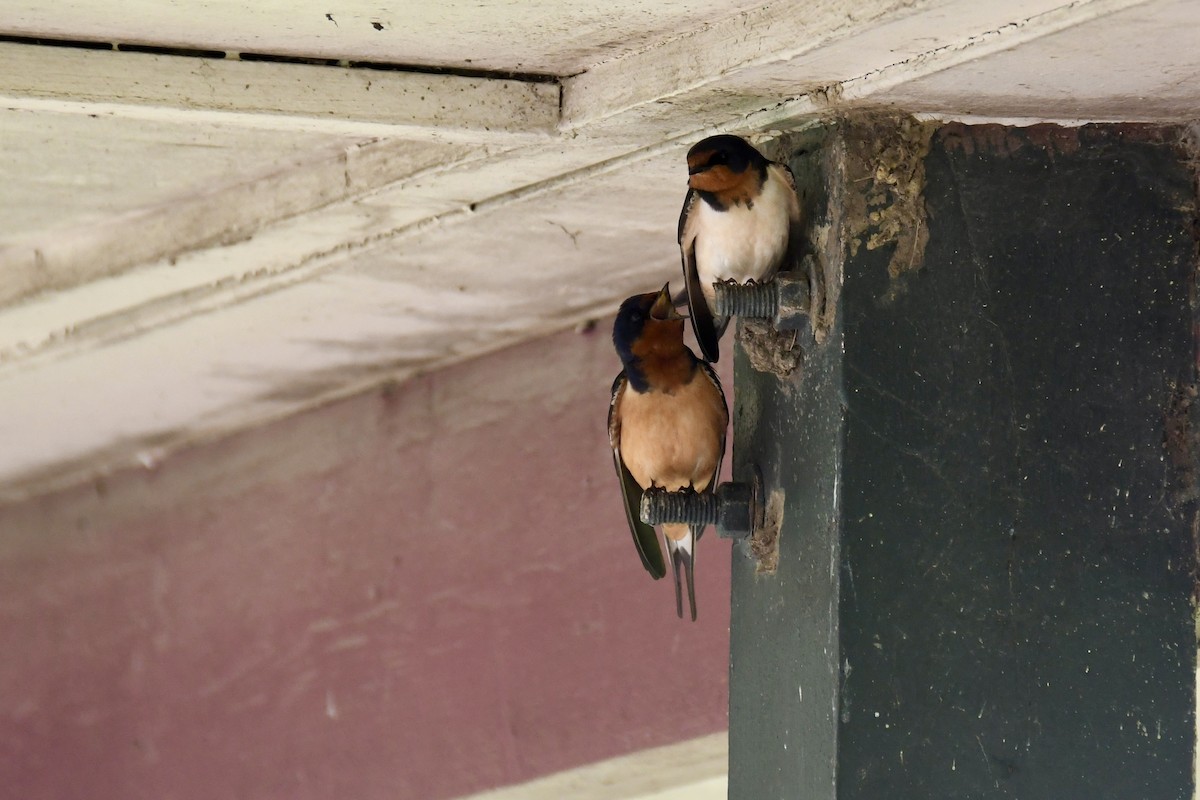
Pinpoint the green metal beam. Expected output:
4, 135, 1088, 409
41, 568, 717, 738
729, 117, 1198, 798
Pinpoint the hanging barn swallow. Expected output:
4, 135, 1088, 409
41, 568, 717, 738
608, 284, 728, 620
678, 134, 802, 362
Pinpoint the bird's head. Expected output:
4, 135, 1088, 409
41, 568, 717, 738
686, 134, 767, 194
612, 284, 684, 369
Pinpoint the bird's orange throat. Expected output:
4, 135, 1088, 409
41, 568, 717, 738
630, 318, 685, 358
630, 319, 693, 390
688, 164, 739, 193
689, 164, 764, 207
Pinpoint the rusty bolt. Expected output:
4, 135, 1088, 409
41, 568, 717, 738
712, 263, 813, 331
639, 466, 764, 540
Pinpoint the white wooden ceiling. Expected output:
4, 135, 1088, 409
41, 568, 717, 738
1, 0, 1197, 499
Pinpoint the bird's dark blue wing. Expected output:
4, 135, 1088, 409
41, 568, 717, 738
692, 360, 729, 546
678, 189, 723, 362
698, 360, 729, 492
609, 373, 666, 579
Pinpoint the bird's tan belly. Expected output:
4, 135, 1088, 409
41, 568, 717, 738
618, 380, 723, 493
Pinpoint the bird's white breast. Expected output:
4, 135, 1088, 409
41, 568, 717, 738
693, 170, 793, 302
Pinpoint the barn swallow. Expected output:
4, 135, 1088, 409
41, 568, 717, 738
608, 284, 728, 620
678, 134, 802, 362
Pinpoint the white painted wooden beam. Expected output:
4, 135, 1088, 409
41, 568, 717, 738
0, 146, 686, 501
560, 0, 1157, 128
0, 41, 561, 135
874, 0, 1200, 121
453, 733, 727, 800
0, 132, 682, 372
0, 130, 481, 307
0, 0, 1159, 142
559, 0, 924, 127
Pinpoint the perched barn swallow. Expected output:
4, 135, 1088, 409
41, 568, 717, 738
678, 134, 802, 362
608, 284, 728, 620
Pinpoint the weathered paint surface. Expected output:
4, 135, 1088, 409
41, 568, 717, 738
0, 109, 473, 305
877, 0, 1200, 121
0, 0, 772, 75
0, 153, 686, 501
0, 321, 733, 800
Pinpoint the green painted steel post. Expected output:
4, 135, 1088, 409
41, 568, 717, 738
729, 117, 1198, 799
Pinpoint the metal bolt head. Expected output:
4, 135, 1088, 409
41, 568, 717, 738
773, 270, 812, 331
714, 481, 752, 536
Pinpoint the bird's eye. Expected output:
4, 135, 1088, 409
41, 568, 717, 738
710, 151, 728, 166
631, 311, 643, 321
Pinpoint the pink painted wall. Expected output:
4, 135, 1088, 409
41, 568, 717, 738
0, 321, 733, 800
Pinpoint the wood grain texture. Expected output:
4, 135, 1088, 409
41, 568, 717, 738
0, 43, 560, 133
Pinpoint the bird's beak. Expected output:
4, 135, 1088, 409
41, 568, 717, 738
651, 283, 682, 321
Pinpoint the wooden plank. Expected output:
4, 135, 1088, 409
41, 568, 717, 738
0, 130, 476, 307
560, 0, 915, 126
0, 0, 769, 76
0, 41, 561, 134
560, 0, 1155, 127
0, 153, 687, 499
457, 734, 726, 800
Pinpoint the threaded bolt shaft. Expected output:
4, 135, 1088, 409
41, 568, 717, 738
639, 477, 759, 540
640, 488, 719, 527
711, 272, 813, 331
713, 280, 779, 319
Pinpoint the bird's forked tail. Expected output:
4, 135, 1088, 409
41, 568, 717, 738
666, 526, 698, 621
